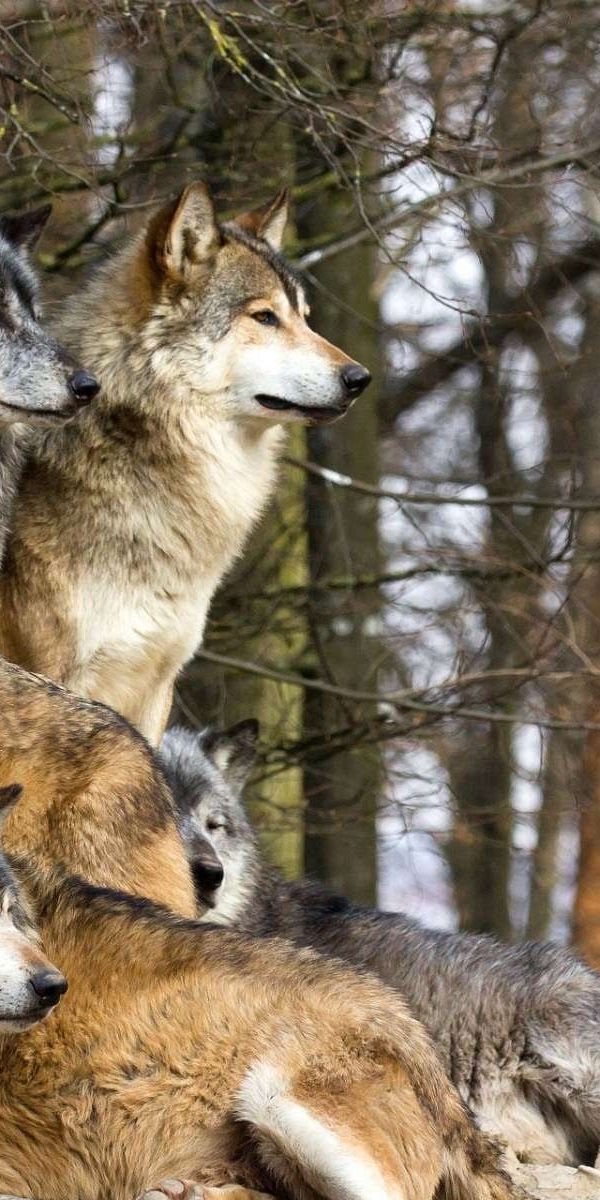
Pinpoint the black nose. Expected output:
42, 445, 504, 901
29, 969, 68, 1007
68, 370, 100, 404
341, 363, 371, 398
197, 861, 224, 891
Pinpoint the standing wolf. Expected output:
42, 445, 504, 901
0, 205, 98, 557
0, 185, 370, 744
162, 720, 600, 1169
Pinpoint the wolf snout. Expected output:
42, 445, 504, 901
29, 968, 68, 1009
197, 860, 224, 892
340, 363, 371, 399
68, 370, 100, 405
193, 844, 225, 907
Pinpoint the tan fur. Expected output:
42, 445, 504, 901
0, 660, 521, 1200
0, 186, 364, 745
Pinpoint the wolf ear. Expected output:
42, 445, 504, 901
232, 189, 289, 251
148, 183, 220, 281
0, 204, 52, 250
202, 719, 259, 793
0, 784, 23, 831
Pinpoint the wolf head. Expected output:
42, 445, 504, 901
0, 206, 99, 425
160, 720, 259, 923
136, 183, 371, 425
0, 784, 67, 1031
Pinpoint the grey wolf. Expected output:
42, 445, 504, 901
162, 720, 600, 1169
0, 206, 98, 423
0, 659, 518, 1200
0, 205, 99, 557
0, 185, 370, 745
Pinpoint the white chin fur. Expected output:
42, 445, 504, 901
0, 1008, 53, 1033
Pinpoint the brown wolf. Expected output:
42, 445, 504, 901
0, 660, 520, 1200
0, 186, 370, 745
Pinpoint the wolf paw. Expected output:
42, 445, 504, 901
139, 1181, 205, 1200
138, 1183, 273, 1200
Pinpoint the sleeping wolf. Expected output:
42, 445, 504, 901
0, 205, 98, 556
0, 184, 370, 745
162, 720, 600, 1168
0, 659, 519, 1200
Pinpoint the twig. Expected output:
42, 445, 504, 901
195, 649, 600, 731
285, 457, 600, 512
297, 139, 600, 268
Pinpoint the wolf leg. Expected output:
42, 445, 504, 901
236, 1059, 445, 1200
70, 653, 176, 746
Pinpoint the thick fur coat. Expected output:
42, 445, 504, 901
0, 187, 368, 744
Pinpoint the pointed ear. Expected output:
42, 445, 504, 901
0, 204, 52, 250
0, 784, 23, 831
232, 189, 289, 251
147, 183, 219, 282
202, 719, 259, 793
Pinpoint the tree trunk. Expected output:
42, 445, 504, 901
299, 188, 383, 905
568, 295, 600, 964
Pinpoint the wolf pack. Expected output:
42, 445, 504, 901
0, 184, 599, 1200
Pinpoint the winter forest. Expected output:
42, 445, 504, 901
2, 0, 600, 958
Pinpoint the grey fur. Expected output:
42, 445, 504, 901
0, 208, 92, 558
161, 721, 600, 1168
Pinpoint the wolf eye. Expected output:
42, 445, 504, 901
206, 818, 227, 833
252, 310, 279, 327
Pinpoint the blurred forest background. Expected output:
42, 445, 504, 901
3, 0, 600, 955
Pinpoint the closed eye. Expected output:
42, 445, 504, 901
206, 818, 227, 833
251, 310, 279, 328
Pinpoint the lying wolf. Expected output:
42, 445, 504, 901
0, 659, 519, 1200
0, 784, 66, 1030
0, 205, 98, 557
0, 185, 370, 744
161, 720, 600, 1169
